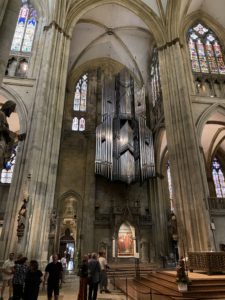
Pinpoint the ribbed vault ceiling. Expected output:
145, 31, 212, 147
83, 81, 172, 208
67, 0, 225, 85
68, 3, 154, 85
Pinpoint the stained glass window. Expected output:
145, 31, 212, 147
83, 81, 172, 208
188, 23, 225, 75
79, 118, 85, 131
1, 147, 17, 184
73, 74, 88, 111
11, 2, 37, 53
72, 74, 88, 131
72, 117, 79, 131
212, 157, 225, 198
72, 117, 85, 132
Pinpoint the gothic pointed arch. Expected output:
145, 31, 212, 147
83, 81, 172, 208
182, 11, 225, 46
196, 104, 225, 138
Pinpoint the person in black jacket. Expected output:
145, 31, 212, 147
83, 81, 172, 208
24, 260, 43, 300
43, 254, 63, 300
88, 253, 101, 300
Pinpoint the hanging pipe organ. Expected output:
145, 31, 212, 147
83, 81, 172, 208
95, 70, 155, 184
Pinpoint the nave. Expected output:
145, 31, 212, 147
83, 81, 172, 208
0, 272, 126, 300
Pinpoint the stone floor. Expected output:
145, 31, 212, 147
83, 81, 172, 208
0, 274, 126, 300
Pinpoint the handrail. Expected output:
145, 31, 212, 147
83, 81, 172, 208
113, 277, 219, 300
110, 273, 220, 300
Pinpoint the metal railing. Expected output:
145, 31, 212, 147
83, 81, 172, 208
108, 268, 223, 300
111, 275, 224, 300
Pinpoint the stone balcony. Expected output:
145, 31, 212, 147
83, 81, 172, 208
208, 197, 225, 210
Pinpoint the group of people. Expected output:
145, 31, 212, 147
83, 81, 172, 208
0, 253, 65, 300
0, 251, 110, 300
77, 251, 110, 300
0, 253, 42, 300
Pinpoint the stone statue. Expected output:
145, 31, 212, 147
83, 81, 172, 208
0, 100, 25, 172
17, 197, 29, 239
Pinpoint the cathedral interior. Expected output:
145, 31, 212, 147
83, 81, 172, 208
1, 0, 225, 268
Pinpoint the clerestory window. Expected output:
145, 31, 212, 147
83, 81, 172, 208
5, 1, 37, 77
188, 23, 225, 75
72, 74, 88, 132
212, 157, 225, 198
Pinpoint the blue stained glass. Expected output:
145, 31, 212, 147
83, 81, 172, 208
11, 4, 37, 53
190, 33, 198, 40
22, 17, 36, 52
1, 146, 17, 183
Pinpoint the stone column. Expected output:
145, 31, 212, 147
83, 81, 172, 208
158, 40, 214, 252
80, 133, 96, 254
0, 0, 8, 26
2, 21, 71, 263
0, 0, 19, 84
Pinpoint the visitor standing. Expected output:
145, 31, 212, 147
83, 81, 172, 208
88, 253, 101, 300
12, 256, 28, 300
43, 254, 63, 300
98, 251, 110, 293
23, 260, 43, 300
0, 252, 15, 300
77, 255, 88, 300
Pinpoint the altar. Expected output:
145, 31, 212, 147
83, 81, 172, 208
188, 252, 225, 275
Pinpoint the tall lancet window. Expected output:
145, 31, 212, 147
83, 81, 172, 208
72, 74, 88, 131
73, 74, 88, 111
212, 157, 225, 198
6, 1, 37, 77
167, 161, 174, 211
188, 23, 225, 75
11, 2, 37, 53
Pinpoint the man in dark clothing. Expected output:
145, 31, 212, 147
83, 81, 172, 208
88, 253, 101, 300
43, 254, 63, 300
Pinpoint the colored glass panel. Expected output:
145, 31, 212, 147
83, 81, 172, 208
188, 23, 225, 75
79, 118, 85, 131
11, 6, 29, 51
188, 39, 200, 72
74, 88, 81, 111
22, 16, 36, 52
72, 117, 79, 131
1, 147, 17, 184
213, 41, 225, 74
205, 41, 218, 73
194, 23, 208, 35
207, 34, 215, 42
11, 4, 37, 53
212, 158, 225, 198
196, 39, 209, 73
73, 74, 88, 112
190, 33, 198, 40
